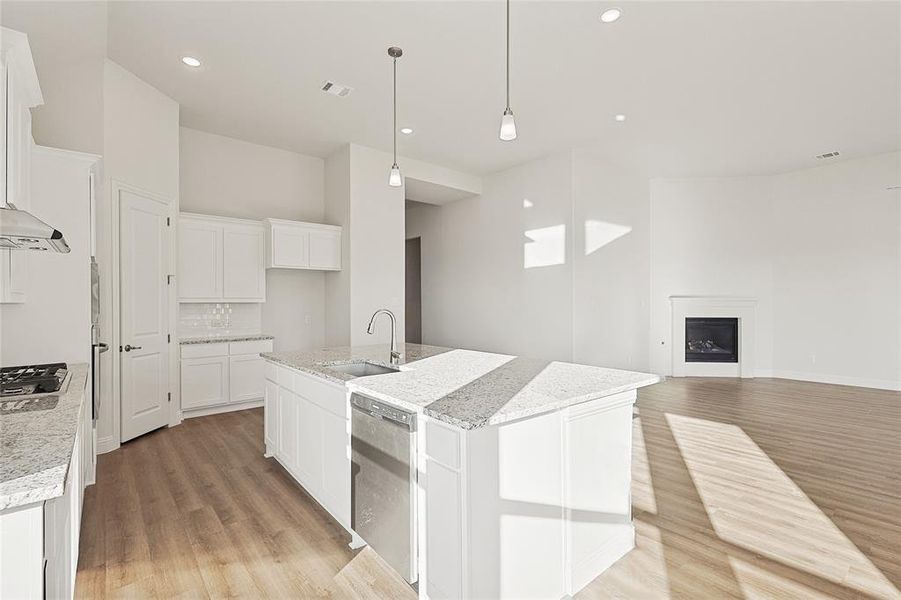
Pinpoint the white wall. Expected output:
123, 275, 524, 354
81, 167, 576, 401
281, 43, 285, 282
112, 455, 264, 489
98, 59, 179, 450
0, 1, 106, 155
324, 145, 351, 346
0, 148, 96, 366
649, 152, 900, 389
179, 127, 327, 352
648, 176, 776, 376
572, 146, 651, 371
771, 153, 900, 389
347, 144, 406, 346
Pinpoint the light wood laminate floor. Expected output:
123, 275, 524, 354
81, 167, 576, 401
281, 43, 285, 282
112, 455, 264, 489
75, 378, 901, 599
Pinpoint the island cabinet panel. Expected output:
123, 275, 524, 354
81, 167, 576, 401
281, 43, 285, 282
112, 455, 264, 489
420, 390, 637, 600
264, 379, 279, 456
264, 363, 352, 532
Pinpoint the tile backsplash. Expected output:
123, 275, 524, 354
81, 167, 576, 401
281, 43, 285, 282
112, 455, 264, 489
178, 303, 262, 337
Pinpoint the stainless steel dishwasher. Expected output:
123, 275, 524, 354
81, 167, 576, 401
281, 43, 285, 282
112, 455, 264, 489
351, 393, 418, 584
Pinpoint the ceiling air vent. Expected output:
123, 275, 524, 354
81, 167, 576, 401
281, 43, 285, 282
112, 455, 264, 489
815, 151, 841, 160
321, 81, 353, 97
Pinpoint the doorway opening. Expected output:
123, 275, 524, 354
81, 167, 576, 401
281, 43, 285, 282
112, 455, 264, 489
405, 237, 421, 344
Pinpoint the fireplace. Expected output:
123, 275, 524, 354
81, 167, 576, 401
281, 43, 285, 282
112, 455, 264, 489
685, 317, 738, 363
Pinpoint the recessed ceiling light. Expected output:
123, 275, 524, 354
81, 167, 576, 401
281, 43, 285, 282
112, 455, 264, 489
600, 8, 622, 23
181, 56, 201, 67
400, 127, 414, 135
523, 199, 534, 208
615, 114, 626, 122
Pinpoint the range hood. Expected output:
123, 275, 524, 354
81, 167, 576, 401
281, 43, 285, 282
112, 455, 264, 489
0, 205, 70, 253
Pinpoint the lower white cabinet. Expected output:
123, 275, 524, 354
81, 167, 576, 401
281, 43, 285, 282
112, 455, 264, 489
265, 362, 351, 530
181, 355, 229, 410
0, 373, 92, 600
180, 339, 273, 414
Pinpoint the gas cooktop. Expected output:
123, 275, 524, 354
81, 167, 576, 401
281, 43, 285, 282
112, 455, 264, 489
0, 363, 68, 397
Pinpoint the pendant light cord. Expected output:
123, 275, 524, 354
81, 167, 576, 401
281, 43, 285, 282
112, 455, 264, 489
393, 56, 398, 164
506, 0, 510, 110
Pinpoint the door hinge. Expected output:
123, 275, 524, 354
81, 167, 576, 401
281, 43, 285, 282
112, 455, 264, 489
167, 274, 174, 285
118, 345, 123, 353
166, 217, 171, 226
168, 392, 171, 403
167, 334, 171, 343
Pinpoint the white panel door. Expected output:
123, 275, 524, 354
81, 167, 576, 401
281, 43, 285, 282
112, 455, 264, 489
308, 230, 341, 270
120, 189, 170, 442
223, 225, 265, 300
320, 408, 350, 525
271, 225, 308, 268
296, 393, 322, 490
228, 354, 265, 403
178, 218, 222, 300
181, 356, 229, 410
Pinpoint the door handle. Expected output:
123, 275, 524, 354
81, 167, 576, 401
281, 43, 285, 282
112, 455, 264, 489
123, 344, 142, 352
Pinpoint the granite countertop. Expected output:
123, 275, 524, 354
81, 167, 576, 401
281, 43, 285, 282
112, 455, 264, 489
180, 333, 275, 345
0, 363, 89, 511
262, 343, 451, 384
262, 345, 661, 429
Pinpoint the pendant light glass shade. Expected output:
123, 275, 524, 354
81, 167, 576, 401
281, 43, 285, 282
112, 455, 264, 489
388, 163, 403, 187
499, 108, 517, 141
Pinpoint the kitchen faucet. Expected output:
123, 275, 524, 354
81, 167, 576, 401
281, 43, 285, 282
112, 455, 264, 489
366, 309, 401, 365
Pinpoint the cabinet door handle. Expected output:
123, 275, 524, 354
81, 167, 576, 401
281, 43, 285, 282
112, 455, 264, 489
123, 344, 142, 352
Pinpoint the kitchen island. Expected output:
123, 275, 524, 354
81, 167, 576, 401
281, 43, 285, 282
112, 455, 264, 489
261, 343, 660, 599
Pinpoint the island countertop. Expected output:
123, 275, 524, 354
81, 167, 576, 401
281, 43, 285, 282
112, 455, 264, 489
262, 344, 661, 429
0, 363, 89, 511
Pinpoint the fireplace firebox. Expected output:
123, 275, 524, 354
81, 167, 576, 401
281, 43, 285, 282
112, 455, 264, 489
685, 318, 739, 363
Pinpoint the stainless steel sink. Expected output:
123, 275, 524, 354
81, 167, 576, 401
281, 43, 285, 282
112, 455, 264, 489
328, 361, 399, 378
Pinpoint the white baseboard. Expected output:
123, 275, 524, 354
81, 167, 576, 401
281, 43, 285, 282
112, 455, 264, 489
182, 399, 263, 419
96, 435, 119, 455
567, 524, 635, 596
767, 370, 901, 392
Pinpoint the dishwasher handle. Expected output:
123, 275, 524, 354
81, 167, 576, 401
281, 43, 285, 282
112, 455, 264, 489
351, 393, 417, 430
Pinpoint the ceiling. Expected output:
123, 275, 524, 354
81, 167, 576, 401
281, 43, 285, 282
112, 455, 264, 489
25, 2, 901, 178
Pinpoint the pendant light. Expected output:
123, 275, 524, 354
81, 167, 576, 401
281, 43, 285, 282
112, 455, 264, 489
388, 46, 404, 187
498, 0, 517, 141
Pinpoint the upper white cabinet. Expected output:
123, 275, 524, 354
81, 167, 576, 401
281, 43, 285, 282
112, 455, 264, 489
1, 28, 43, 305
264, 218, 342, 271
178, 213, 266, 303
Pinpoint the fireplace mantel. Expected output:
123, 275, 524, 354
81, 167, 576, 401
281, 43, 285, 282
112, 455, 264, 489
669, 296, 757, 378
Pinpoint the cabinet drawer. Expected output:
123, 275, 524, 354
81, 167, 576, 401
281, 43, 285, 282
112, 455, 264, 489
293, 371, 347, 418
229, 339, 273, 356
181, 342, 229, 359
426, 419, 462, 469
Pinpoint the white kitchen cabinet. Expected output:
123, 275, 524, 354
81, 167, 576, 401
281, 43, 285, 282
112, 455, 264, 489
223, 224, 266, 300
264, 379, 279, 455
264, 362, 352, 531
178, 213, 265, 303
180, 338, 273, 414
180, 355, 229, 410
178, 217, 222, 300
264, 218, 342, 270
1, 27, 43, 305
229, 353, 265, 403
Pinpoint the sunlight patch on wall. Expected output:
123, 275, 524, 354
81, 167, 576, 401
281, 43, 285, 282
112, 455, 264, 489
523, 224, 566, 269
584, 220, 632, 256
